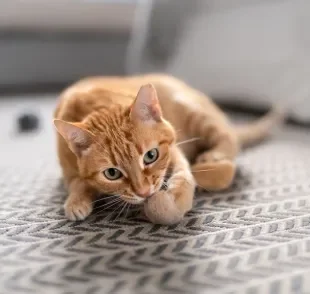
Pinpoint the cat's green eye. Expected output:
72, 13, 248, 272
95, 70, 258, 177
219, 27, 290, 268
103, 168, 122, 180
143, 148, 159, 165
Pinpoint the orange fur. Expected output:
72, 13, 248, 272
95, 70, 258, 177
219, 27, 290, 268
54, 74, 281, 224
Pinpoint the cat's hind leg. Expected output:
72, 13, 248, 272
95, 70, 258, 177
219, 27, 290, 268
190, 118, 239, 191
191, 160, 236, 191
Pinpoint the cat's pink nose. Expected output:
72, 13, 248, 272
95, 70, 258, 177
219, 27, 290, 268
136, 188, 151, 198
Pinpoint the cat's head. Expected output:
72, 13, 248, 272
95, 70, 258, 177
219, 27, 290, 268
54, 84, 176, 205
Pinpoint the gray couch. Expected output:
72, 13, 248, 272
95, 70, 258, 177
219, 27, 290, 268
0, 0, 136, 89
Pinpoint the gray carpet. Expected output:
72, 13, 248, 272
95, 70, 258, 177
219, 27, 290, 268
1, 96, 310, 294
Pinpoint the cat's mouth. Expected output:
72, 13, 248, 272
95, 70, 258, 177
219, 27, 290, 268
120, 169, 172, 205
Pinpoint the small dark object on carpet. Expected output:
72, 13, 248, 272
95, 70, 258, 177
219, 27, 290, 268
17, 112, 39, 132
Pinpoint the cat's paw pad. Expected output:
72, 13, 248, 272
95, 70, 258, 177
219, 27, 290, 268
64, 196, 93, 221
144, 191, 184, 225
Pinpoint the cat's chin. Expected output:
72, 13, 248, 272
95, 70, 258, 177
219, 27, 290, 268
120, 183, 165, 206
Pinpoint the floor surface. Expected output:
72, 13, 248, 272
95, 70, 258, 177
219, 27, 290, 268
0, 95, 310, 294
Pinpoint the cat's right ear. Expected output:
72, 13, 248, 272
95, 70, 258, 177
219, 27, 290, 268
130, 84, 163, 125
53, 119, 93, 157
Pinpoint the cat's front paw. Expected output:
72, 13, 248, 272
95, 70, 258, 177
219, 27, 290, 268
64, 194, 93, 221
144, 191, 184, 225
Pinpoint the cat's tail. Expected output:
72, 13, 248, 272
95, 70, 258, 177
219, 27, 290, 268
235, 106, 286, 148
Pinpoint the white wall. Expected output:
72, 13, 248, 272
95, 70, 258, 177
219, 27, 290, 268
0, 0, 136, 33
139, 0, 310, 122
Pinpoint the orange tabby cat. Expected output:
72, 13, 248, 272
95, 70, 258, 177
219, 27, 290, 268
54, 74, 282, 225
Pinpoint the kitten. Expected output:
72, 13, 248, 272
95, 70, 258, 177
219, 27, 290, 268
54, 74, 283, 225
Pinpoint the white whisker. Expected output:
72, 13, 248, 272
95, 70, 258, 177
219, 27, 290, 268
94, 200, 123, 217
104, 202, 124, 220
116, 203, 127, 220
92, 194, 119, 204
94, 198, 122, 213
92, 198, 104, 204
191, 168, 215, 173
95, 197, 120, 209
124, 204, 130, 219
176, 137, 200, 146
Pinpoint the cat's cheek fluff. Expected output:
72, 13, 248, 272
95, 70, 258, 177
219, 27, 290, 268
143, 191, 184, 225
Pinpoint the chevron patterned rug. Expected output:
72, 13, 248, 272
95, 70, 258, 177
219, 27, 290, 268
1, 96, 310, 294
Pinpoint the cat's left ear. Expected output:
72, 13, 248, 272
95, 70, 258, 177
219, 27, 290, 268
53, 119, 94, 157
130, 84, 162, 124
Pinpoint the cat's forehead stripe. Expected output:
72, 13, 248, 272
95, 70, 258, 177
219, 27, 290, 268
107, 144, 117, 166
111, 142, 127, 162
88, 109, 165, 167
